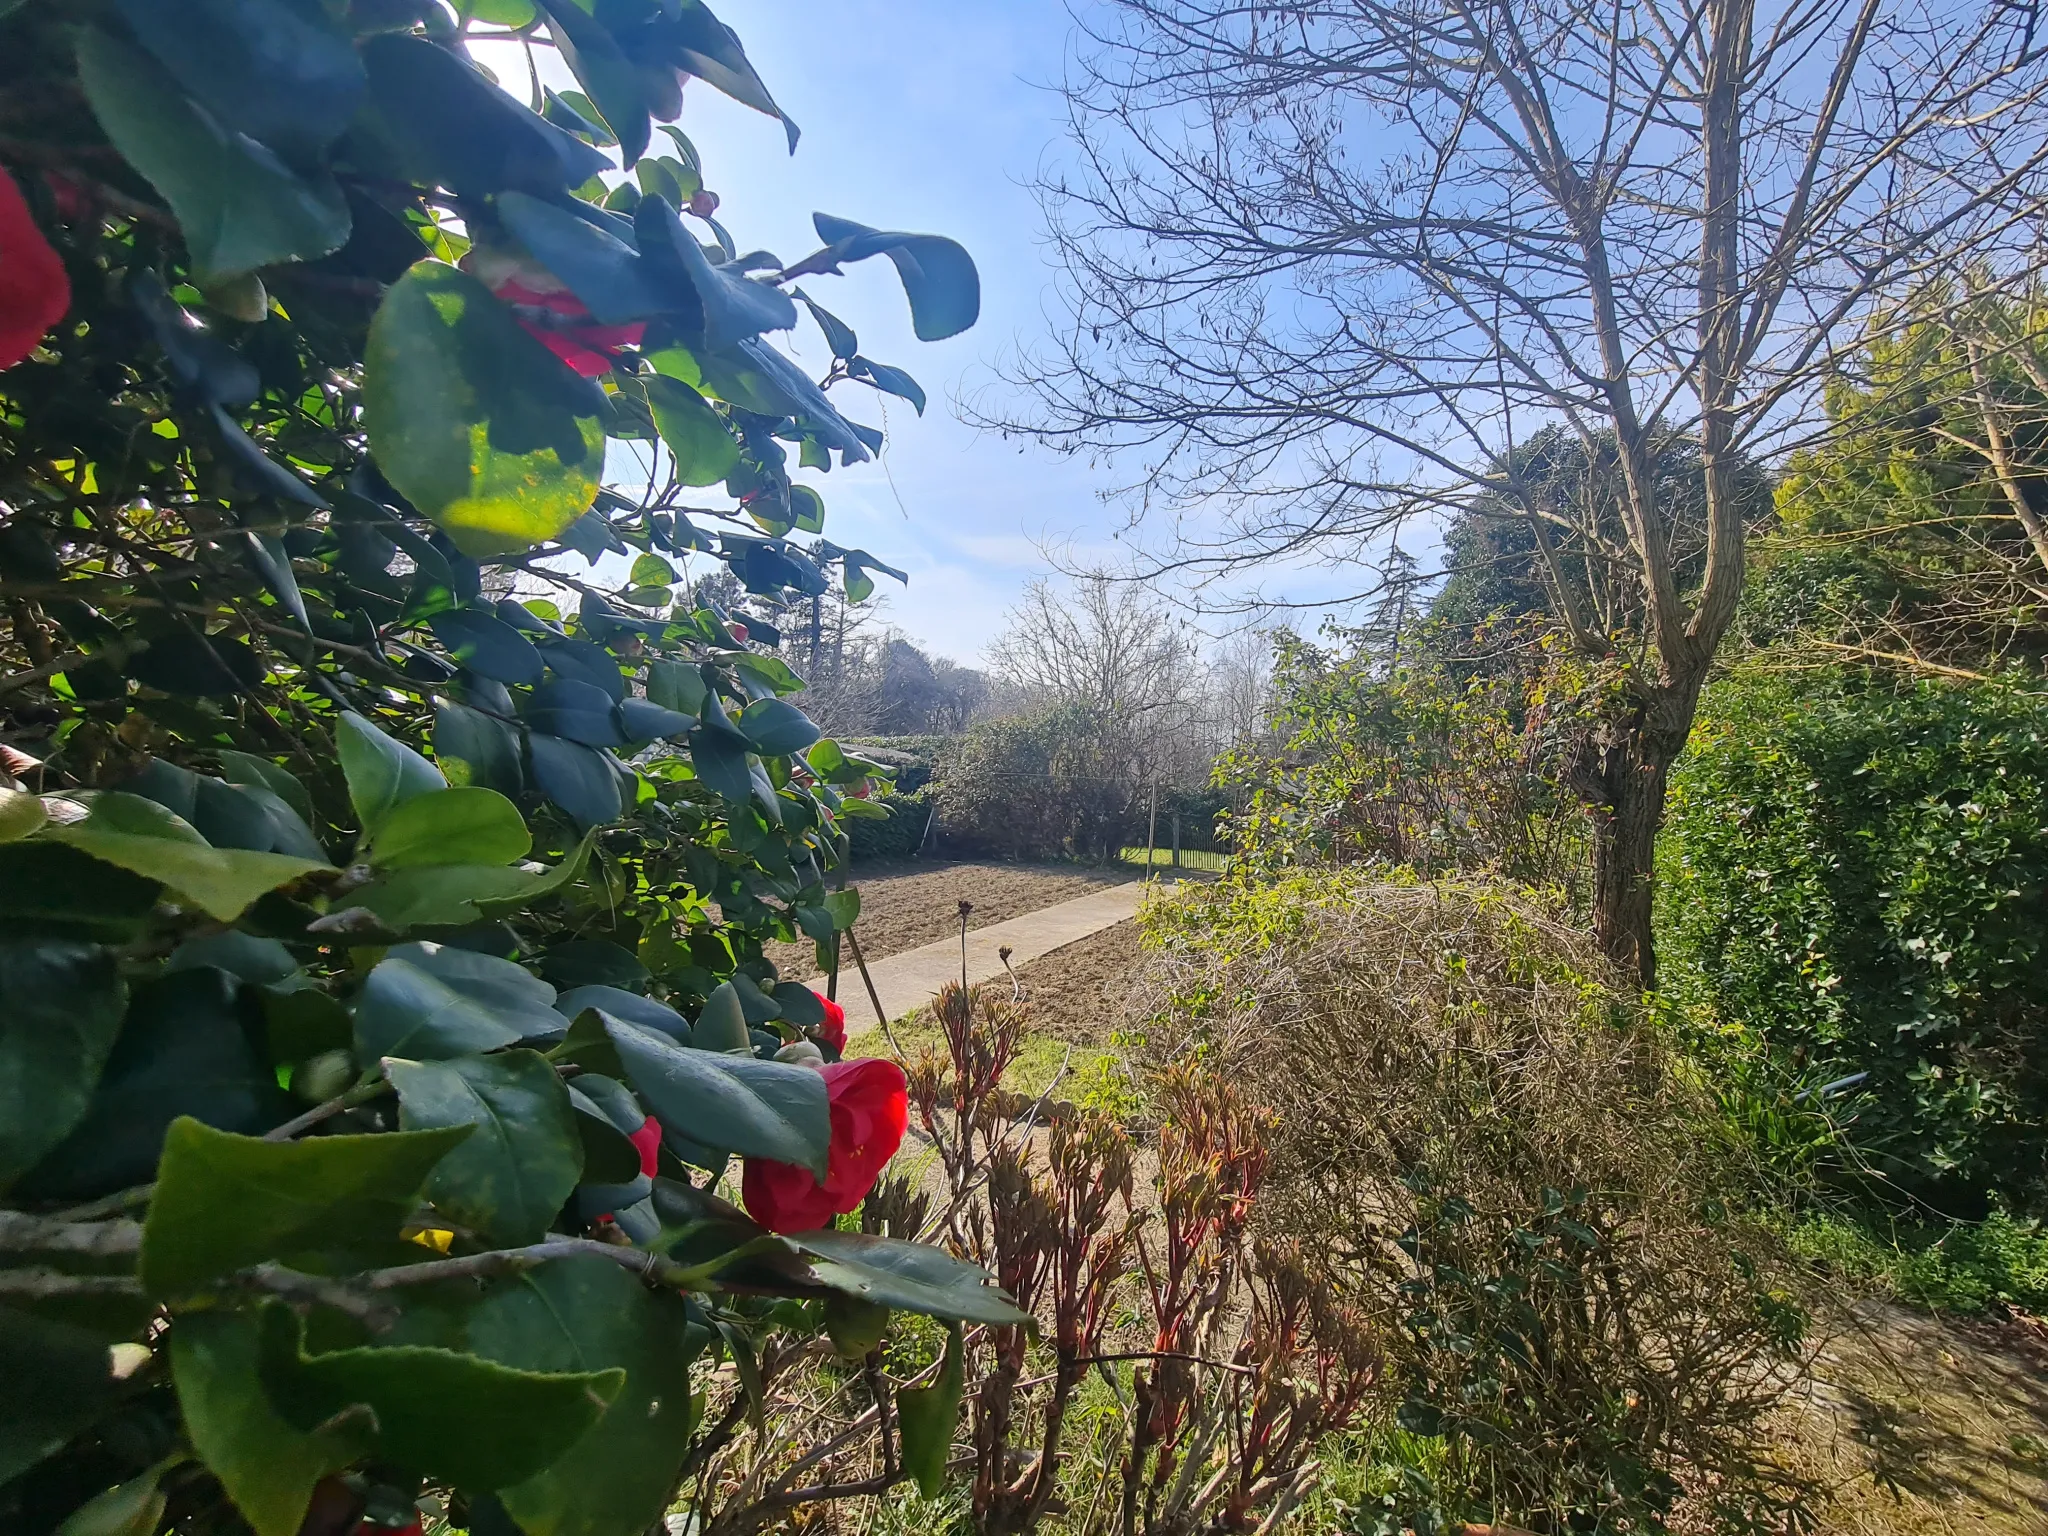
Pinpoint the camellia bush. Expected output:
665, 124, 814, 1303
0, 3, 1026, 1534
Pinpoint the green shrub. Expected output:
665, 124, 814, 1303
1786, 1208, 2048, 1314
1659, 670, 2048, 1214
847, 788, 934, 860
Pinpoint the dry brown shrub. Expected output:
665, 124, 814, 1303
1138, 875, 1817, 1532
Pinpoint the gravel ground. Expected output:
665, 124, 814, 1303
763, 859, 1137, 979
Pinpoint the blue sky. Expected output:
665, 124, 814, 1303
485, 3, 1374, 663
495, 1, 1123, 663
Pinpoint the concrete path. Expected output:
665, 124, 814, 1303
807, 880, 1162, 1032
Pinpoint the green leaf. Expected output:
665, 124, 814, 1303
430, 607, 545, 686
0, 1306, 136, 1485
896, 1323, 963, 1497
825, 887, 862, 930
110, 0, 365, 163
364, 261, 605, 558
358, 33, 609, 198
737, 697, 821, 757
630, 552, 678, 587
432, 698, 525, 796
790, 1230, 1031, 1325
848, 355, 927, 415
636, 195, 798, 349
616, 697, 693, 742
528, 678, 625, 746
647, 659, 709, 717
389, 1050, 584, 1247
689, 724, 752, 804
19, 970, 292, 1201
347, 854, 588, 931
139, 1118, 473, 1296
688, 981, 751, 1053
51, 1454, 175, 1536
810, 215, 980, 342
538, 0, 650, 166
259, 1304, 621, 1490
166, 931, 297, 985
337, 711, 446, 835
171, 1309, 370, 1536
495, 191, 669, 324
794, 287, 858, 359
556, 987, 685, 1039
465, 1258, 703, 1536
529, 733, 624, 830
644, 375, 742, 487
75, 29, 350, 283
790, 483, 825, 534
665, 0, 797, 151
0, 941, 125, 1191
44, 793, 326, 922
216, 751, 315, 827
371, 786, 530, 869
354, 942, 563, 1061
601, 1013, 829, 1175
0, 785, 48, 841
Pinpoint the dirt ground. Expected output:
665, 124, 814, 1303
763, 858, 1137, 979
1786, 1304, 2048, 1533
1001, 918, 1146, 1045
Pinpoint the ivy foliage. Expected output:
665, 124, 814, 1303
1659, 669, 2048, 1215
0, 2, 1013, 1532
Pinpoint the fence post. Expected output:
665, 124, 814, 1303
1172, 812, 1181, 870
1145, 781, 1159, 880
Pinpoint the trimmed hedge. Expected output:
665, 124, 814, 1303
1659, 670, 2048, 1213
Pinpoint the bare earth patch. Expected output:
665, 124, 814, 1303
763, 858, 1137, 978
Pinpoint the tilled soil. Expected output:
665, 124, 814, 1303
763, 859, 1137, 980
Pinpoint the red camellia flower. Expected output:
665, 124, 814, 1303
742, 1058, 908, 1233
461, 246, 642, 377
628, 1115, 663, 1178
0, 167, 69, 371
813, 990, 847, 1053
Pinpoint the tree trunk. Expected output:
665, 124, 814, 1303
1572, 677, 1704, 989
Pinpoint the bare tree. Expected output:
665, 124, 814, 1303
990, 0, 2048, 979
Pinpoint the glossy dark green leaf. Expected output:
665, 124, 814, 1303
140, 1118, 471, 1295
354, 942, 561, 1061
666, 0, 798, 151
359, 33, 610, 198
687, 724, 752, 804
790, 484, 825, 534
688, 980, 751, 1052
528, 679, 626, 746
636, 194, 796, 348
603, 1013, 828, 1175
896, 1323, 964, 1496
125, 627, 262, 695
0, 942, 125, 1192
810, 214, 980, 342
647, 660, 710, 717
260, 1303, 621, 1491
528, 734, 624, 830
17, 966, 288, 1212
541, 637, 626, 700
771, 981, 826, 1029
112, 0, 365, 162
791, 1230, 1031, 1325
793, 287, 857, 359
0, 841, 160, 943
1, 1306, 140, 1486
389, 1051, 583, 1248
76, 29, 350, 283
539, 0, 650, 165
465, 1258, 703, 1536
495, 192, 670, 324
555, 986, 686, 1039
337, 710, 446, 835
171, 1310, 377, 1536
216, 750, 316, 827
538, 941, 649, 992
848, 355, 927, 415
347, 833, 594, 933
617, 696, 693, 743
167, 931, 298, 986
370, 786, 531, 869
190, 775, 326, 861
644, 374, 741, 486
566, 1082, 644, 1184
433, 698, 525, 796
431, 608, 545, 686
737, 697, 821, 756
244, 529, 312, 627
702, 337, 872, 461
46, 792, 325, 923
364, 261, 605, 558
543, 84, 610, 143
